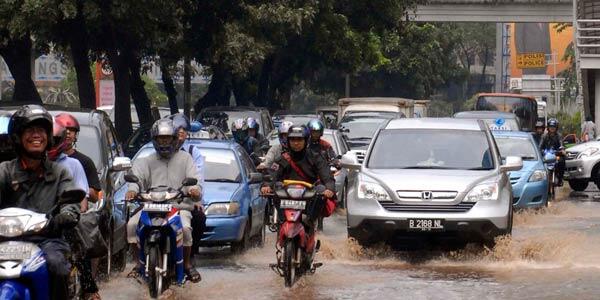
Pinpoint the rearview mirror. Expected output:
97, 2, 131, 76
500, 156, 523, 172
110, 157, 132, 172
182, 178, 198, 186
124, 174, 140, 183
341, 153, 361, 171
248, 172, 263, 184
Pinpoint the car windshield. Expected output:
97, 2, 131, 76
494, 136, 538, 161
134, 147, 242, 183
77, 125, 104, 169
273, 115, 316, 126
339, 116, 390, 140
368, 129, 495, 170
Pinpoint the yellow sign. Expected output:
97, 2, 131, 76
516, 52, 546, 69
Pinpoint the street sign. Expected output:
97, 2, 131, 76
516, 52, 546, 69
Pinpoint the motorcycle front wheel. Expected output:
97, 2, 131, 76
283, 239, 296, 287
147, 245, 162, 298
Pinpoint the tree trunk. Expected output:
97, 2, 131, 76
160, 62, 178, 114
108, 49, 132, 142
256, 56, 275, 107
478, 47, 490, 92
68, 1, 96, 109
231, 74, 253, 106
194, 63, 231, 112
0, 35, 42, 104
127, 53, 154, 127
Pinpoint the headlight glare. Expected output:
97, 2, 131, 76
464, 182, 499, 202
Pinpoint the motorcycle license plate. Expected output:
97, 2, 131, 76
280, 200, 306, 210
408, 219, 444, 231
0, 244, 31, 260
142, 203, 172, 212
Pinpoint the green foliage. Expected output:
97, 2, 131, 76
551, 111, 582, 136
428, 100, 455, 117
142, 75, 168, 106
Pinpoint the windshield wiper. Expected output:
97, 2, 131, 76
401, 166, 456, 170
348, 137, 372, 140
207, 178, 239, 183
467, 167, 494, 170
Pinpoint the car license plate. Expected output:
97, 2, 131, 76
143, 203, 172, 212
408, 219, 444, 231
280, 200, 306, 210
0, 244, 31, 260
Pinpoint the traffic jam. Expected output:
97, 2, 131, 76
0, 94, 597, 299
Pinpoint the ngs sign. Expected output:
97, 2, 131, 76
0, 55, 68, 82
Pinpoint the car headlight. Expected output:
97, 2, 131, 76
528, 170, 547, 182
205, 202, 240, 216
0, 217, 25, 237
464, 182, 498, 202
357, 175, 391, 201
577, 147, 599, 159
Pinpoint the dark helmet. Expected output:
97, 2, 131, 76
586, 116, 593, 122
547, 118, 559, 128
232, 118, 248, 142
307, 119, 324, 140
47, 123, 69, 161
55, 113, 80, 132
246, 117, 259, 131
170, 113, 190, 131
8, 105, 54, 154
151, 119, 178, 158
287, 125, 309, 140
535, 120, 545, 128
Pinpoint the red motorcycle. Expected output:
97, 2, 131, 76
268, 180, 324, 287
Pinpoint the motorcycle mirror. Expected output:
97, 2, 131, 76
182, 178, 198, 186
124, 174, 140, 183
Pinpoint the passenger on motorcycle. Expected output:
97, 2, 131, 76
307, 119, 339, 168
232, 118, 263, 164
260, 121, 293, 169
539, 118, 565, 186
533, 120, 545, 147
0, 105, 83, 299
125, 119, 202, 283
260, 125, 336, 216
246, 117, 267, 147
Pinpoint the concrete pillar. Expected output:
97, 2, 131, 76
595, 70, 600, 133
495, 23, 503, 92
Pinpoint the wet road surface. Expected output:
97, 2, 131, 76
100, 187, 600, 299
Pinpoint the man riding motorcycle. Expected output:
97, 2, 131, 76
260, 121, 293, 168
232, 118, 263, 164
246, 117, 267, 146
533, 120, 545, 146
260, 125, 336, 219
539, 118, 565, 186
125, 118, 202, 283
0, 105, 83, 299
306, 119, 339, 167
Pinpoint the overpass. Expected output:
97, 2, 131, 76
411, 0, 573, 23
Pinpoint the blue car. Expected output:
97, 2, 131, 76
492, 131, 549, 209
116, 139, 267, 252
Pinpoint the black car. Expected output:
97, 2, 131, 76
0, 105, 131, 277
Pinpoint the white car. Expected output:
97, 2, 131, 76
564, 140, 600, 191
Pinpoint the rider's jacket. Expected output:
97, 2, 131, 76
539, 132, 563, 151
308, 139, 338, 165
265, 149, 335, 191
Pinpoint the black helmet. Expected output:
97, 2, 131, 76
535, 120, 545, 128
151, 118, 178, 158
287, 125, 309, 139
8, 105, 53, 155
307, 119, 324, 136
547, 118, 559, 128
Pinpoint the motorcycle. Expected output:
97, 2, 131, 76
268, 180, 324, 287
124, 175, 197, 298
0, 200, 84, 300
543, 148, 559, 198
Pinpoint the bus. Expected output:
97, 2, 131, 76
475, 93, 538, 132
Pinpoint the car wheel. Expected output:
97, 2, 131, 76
569, 179, 589, 192
231, 217, 251, 253
347, 227, 372, 247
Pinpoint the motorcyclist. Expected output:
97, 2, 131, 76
0, 104, 83, 299
260, 121, 293, 169
247, 117, 268, 148
125, 118, 202, 283
540, 118, 565, 186
232, 118, 263, 164
260, 125, 336, 215
306, 119, 339, 167
533, 120, 545, 146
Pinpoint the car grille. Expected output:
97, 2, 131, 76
566, 152, 578, 160
396, 191, 458, 201
510, 176, 521, 185
378, 201, 475, 213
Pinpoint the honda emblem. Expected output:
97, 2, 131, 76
422, 191, 433, 200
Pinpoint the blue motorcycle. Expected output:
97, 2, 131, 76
125, 175, 197, 298
543, 148, 559, 198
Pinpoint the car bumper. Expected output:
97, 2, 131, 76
511, 180, 548, 209
200, 215, 247, 245
565, 157, 597, 179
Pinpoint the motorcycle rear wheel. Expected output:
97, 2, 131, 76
283, 239, 296, 287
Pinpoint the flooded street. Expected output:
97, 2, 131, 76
100, 187, 600, 299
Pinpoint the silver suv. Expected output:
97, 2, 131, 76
341, 118, 522, 246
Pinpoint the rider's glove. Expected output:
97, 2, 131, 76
54, 205, 80, 228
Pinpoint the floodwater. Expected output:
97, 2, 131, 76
100, 187, 600, 299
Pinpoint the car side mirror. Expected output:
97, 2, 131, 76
341, 153, 361, 171
110, 156, 132, 172
339, 128, 349, 133
124, 174, 140, 183
182, 178, 198, 186
249, 172, 263, 184
500, 156, 523, 172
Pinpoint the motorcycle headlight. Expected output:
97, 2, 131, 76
27, 220, 49, 233
528, 170, 547, 182
577, 147, 599, 159
205, 202, 240, 216
464, 182, 498, 202
357, 175, 391, 201
0, 217, 25, 237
